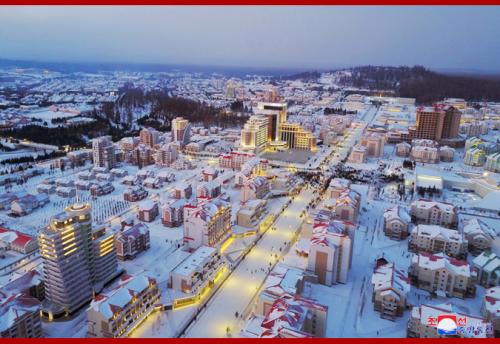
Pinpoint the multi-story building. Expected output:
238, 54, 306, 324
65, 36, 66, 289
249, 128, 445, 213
383, 205, 411, 240
464, 147, 486, 166
333, 189, 361, 223
395, 141, 412, 157
92, 136, 116, 170
201, 167, 218, 182
482, 286, 500, 337
87, 274, 160, 338
408, 303, 493, 338
307, 218, 354, 285
139, 127, 160, 148
439, 146, 455, 162
155, 143, 178, 167
0, 293, 42, 338
462, 218, 495, 255
236, 199, 268, 229
129, 144, 154, 167
38, 203, 119, 319
371, 257, 411, 320
327, 178, 351, 199
183, 198, 231, 251
171, 117, 191, 148
408, 252, 476, 298
240, 115, 269, 153
279, 122, 317, 151
170, 246, 226, 304
138, 200, 159, 223
254, 102, 287, 142
348, 144, 367, 164
412, 105, 461, 141
410, 146, 440, 164
161, 199, 187, 228
218, 151, 255, 170
360, 133, 385, 157
123, 187, 148, 202
241, 176, 270, 202
410, 199, 458, 228
409, 224, 467, 259
196, 181, 221, 199
485, 152, 500, 173
472, 252, 500, 288
172, 183, 192, 199
115, 223, 150, 260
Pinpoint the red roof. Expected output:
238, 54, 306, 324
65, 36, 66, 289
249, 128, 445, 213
0, 227, 34, 249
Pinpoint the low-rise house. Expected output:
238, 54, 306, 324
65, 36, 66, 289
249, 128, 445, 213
348, 144, 367, 164
110, 168, 128, 178
121, 175, 137, 186
123, 187, 148, 202
55, 178, 74, 188
383, 205, 411, 240
0, 228, 37, 254
77, 171, 95, 181
462, 218, 495, 255
115, 223, 150, 260
472, 252, 500, 288
409, 252, 476, 298
410, 199, 458, 228
143, 177, 161, 189
172, 183, 192, 199
87, 274, 160, 338
36, 184, 56, 195
10, 193, 49, 216
55, 187, 76, 198
90, 183, 115, 197
371, 257, 411, 320
196, 180, 221, 199
96, 173, 113, 182
408, 303, 493, 338
138, 200, 158, 222
75, 180, 93, 191
409, 224, 468, 259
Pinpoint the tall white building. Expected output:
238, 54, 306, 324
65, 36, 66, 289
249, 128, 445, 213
39, 203, 119, 319
240, 115, 269, 153
92, 136, 116, 170
172, 117, 191, 147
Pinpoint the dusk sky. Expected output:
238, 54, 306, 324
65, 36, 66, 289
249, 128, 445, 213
1, 6, 499, 71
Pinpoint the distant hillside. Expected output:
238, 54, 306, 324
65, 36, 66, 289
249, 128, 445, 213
338, 65, 500, 104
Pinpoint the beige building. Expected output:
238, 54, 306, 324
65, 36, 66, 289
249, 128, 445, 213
360, 132, 385, 157
0, 293, 42, 338
409, 252, 476, 298
87, 274, 160, 338
333, 189, 361, 223
461, 218, 495, 255
409, 224, 468, 259
240, 115, 269, 153
236, 199, 268, 229
307, 219, 354, 285
472, 252, 500, 288
411, 145, 440, 164
183, 198, 231, 251
371, 257, 411, 320
410, 199, 458, 228
139, 127, 159, 148
241, 176, 270, 202
395, 141, 411, 157
327, 178, 351, 199
348, 144, 367, 164
383, 205, 411, 240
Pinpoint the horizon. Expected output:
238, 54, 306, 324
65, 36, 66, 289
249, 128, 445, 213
1, 6, 500, 73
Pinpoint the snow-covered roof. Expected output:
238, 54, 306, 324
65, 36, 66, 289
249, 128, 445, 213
371, 259, 411, 297
412, 252, 474, 277
383, 205, 411, 223
261, 263, 304, 299
89, 274, 156, 319
411, 303, 491, 338
483, 287, 500, 318
462, 218, 496, 239
0, 293, 41, 332
0, 228, 35, 249
412, 199, 456, 213
172, 246, 217, 278
412, 224, 464, 244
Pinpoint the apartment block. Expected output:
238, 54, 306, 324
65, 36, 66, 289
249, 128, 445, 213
409, 224, 468, 259
410, 199, 458, 228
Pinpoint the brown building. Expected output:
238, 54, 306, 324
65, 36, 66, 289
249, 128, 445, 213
412, 105, 461, 142
115, 223, 150, 260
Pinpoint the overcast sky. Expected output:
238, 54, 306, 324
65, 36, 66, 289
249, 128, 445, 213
0, 6, 499, 71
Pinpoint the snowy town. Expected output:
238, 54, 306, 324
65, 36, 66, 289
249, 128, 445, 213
0, 63, 499, 339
